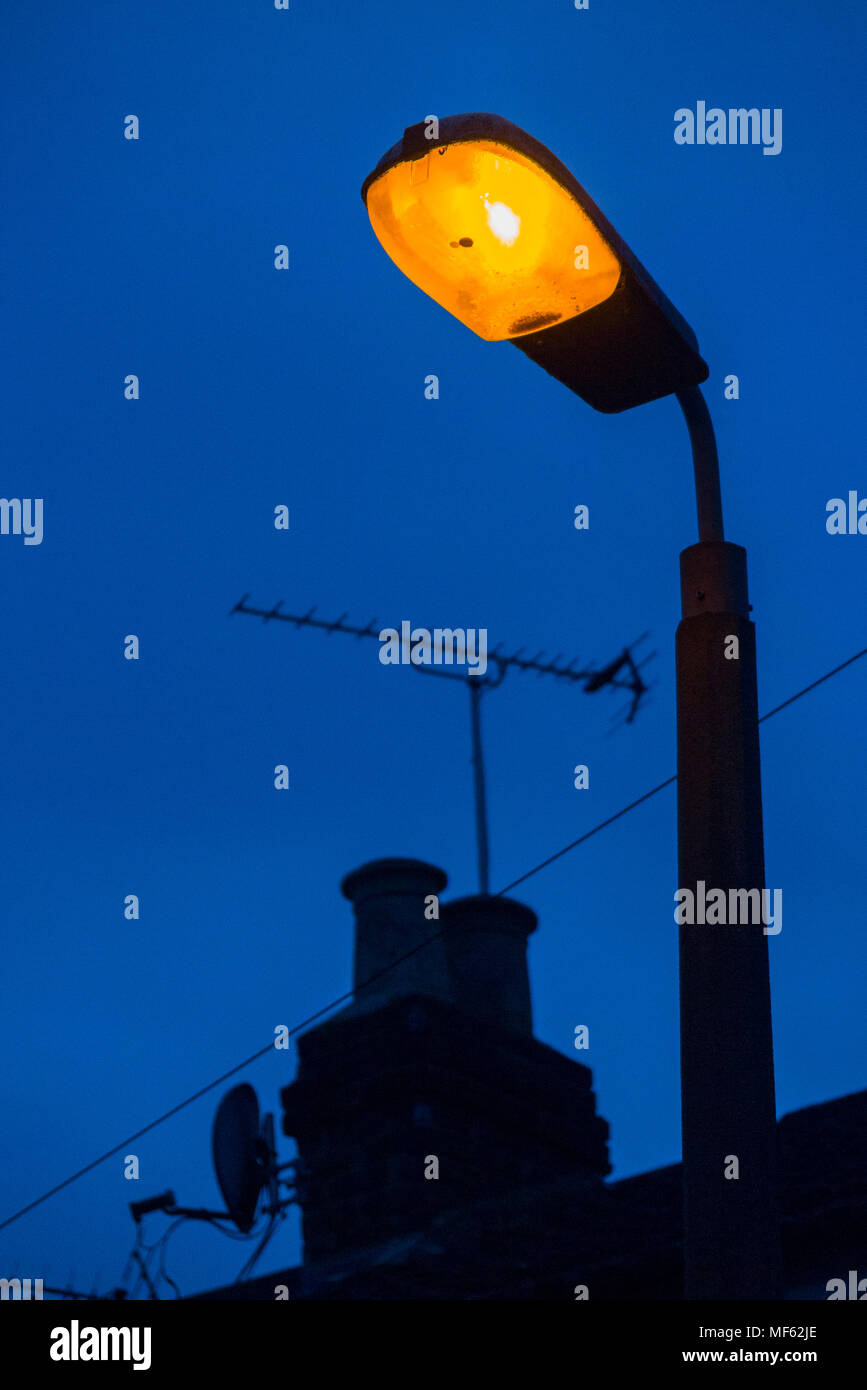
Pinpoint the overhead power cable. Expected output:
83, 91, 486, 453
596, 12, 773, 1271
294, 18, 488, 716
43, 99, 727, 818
1, 643, 864, 1236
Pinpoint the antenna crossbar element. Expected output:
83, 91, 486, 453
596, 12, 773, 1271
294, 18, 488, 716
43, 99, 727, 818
232, 597, 652, 691
232, 599, 389, 643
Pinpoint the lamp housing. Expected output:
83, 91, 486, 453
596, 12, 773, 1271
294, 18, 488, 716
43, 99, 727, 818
362, 113, 708, 413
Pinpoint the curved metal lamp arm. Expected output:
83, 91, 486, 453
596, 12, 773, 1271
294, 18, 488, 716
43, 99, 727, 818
676, 386, 725, 543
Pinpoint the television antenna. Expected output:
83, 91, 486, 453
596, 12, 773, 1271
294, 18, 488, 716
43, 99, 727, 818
230, 597, 655, 894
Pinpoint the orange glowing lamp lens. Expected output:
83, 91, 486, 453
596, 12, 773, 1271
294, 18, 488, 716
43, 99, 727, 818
365, 140, 621, 341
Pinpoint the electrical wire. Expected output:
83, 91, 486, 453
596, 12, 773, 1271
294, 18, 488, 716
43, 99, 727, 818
235, 1209, 286, 1283
1, 643, 864, 1238
156, 1217, 186, 1299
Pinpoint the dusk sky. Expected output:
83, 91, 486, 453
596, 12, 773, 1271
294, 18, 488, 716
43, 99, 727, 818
2, 0, 863, 1298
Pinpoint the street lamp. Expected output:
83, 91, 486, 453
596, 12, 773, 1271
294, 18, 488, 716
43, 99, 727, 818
361, 112, 781, 1301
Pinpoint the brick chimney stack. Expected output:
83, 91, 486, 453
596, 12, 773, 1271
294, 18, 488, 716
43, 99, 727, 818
281, 857, 610, 1263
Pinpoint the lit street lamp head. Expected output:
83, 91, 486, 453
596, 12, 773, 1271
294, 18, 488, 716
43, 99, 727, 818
364, 131, 622, 343
362, 113, 709, 413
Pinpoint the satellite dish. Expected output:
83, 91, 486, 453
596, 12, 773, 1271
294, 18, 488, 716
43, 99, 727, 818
212, 1083, 262, 1234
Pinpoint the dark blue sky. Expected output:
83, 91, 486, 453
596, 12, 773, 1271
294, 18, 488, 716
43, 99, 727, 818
2, 0, 864, 1297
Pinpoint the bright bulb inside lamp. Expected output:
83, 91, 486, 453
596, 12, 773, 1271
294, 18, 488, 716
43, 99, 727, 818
484, 198, 520, 246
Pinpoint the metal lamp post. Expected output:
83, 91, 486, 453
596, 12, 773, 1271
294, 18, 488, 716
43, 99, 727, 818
360, 113, 781, 1298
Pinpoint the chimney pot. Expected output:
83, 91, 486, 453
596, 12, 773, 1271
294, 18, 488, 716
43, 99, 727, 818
441, 894, 537, 1035
340, 857, 450, 1010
